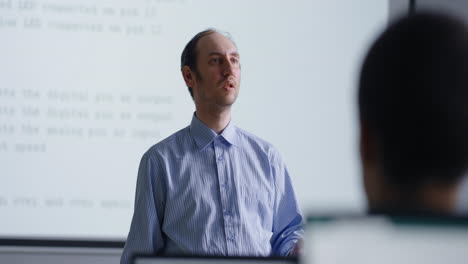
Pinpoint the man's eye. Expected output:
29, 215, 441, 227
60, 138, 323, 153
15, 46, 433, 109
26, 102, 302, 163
211, 58, 220, 63
231, 58, 239, 64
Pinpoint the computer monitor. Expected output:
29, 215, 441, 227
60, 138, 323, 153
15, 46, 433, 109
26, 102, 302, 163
304, 214, 468, 264
0, 239, 123, 264
132, 255, 297, 264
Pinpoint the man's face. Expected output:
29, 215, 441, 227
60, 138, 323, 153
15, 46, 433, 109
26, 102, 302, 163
189, 32, 241, 108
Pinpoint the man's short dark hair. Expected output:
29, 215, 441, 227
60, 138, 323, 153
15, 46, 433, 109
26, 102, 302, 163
180, 29, 218, 99
358, 13, 468, 188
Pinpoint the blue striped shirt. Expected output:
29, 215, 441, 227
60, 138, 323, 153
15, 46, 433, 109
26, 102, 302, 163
121, 114, 303, 264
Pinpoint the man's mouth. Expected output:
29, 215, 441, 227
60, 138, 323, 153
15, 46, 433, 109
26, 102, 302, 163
223, 78, 236, 89
223, 82, 235, 89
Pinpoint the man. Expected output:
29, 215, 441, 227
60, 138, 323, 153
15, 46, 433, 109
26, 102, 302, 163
120, 29, 303, 264
358, 13, 468, 214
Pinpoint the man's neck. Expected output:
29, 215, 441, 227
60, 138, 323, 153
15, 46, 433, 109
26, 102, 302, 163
416, 183, 459, 214
195, 107, 232, 134
372, 181, 459, 214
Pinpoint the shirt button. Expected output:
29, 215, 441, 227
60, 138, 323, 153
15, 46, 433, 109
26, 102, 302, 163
218, 155, 223, 161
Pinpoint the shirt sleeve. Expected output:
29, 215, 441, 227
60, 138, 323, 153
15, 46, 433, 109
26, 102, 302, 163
269, 148, 304, 256
120, 151, 166, 264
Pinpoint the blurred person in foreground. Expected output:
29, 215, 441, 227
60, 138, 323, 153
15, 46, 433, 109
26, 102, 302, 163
358, 12, 468, 215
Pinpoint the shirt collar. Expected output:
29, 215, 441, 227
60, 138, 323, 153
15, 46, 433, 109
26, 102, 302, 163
189, 113, 240, 150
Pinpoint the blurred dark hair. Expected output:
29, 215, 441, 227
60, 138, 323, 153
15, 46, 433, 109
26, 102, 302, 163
359, 12, 468, 188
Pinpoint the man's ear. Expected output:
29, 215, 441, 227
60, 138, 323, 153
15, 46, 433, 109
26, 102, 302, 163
182, 66, 196, 89
360, 119, 383, 209
360, 119, 377, 163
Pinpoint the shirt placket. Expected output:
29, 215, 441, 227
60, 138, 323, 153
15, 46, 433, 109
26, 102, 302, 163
214, 137, 235, 254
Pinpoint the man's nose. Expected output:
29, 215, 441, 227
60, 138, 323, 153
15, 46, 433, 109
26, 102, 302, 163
222, 61, 234, 76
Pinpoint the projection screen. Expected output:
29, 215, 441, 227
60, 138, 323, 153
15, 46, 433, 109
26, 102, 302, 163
0, 0, 396, 240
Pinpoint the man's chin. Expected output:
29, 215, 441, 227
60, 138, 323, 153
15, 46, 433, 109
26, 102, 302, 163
216, 96, 238, 108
